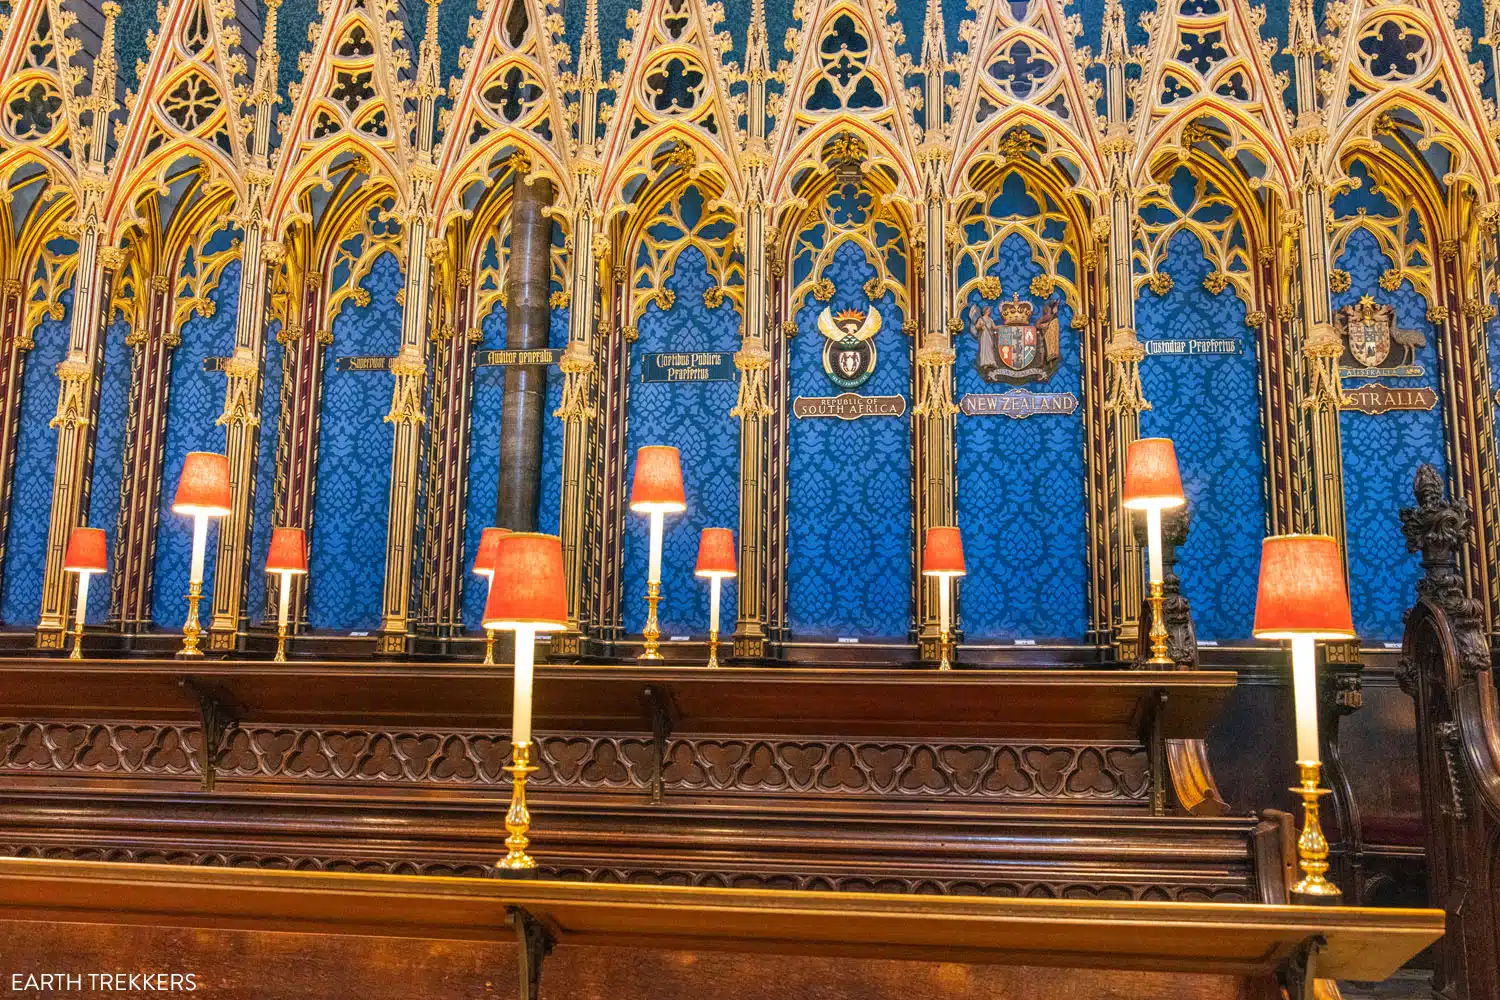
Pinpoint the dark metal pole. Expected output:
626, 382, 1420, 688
497, 176, 555, 530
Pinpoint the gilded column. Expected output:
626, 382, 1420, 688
1435, 228, 1500, 634
1100, 0, 1149, 660
1289, 0, 1356, 664
209, 0, 281, 651
0, 278, 34, 596
112, 274, 177, 631
421, 241, 471, 635
551, 0, 604, 660
912, 0, 956, 663
36, 3, 119, 648
377, 0, 441, 656
731, 0, 774, 660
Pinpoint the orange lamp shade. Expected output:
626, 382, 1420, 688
265, 527, 308, 575
922, 526, 966, 577
1252, 534, 1356, 641
629, 446, 686, 513
694, 528, 737, 578
472, 526, 512, 577
63, 527, 107, 574
482, 533, 567, 631
172, 452, 233, 516
1122, 437, 1186, 510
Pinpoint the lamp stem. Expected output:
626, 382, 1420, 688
641, 512, 665, 661
274, 571, 291, 662
938, 575, 953, 671
178, 515, 209, 660
1145, 507, 1171, 666
707, 574, 721, 668
70, 572, 90, 660
500, 624, 539, 872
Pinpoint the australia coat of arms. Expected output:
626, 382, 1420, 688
969, 293, 1062, 385
1334, 295, 1426, 371
817, 306, 882, 390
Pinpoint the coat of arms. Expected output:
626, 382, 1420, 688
969, 293, 1061, 385
1334, 295, 1426, 370
817, 306, 882, 390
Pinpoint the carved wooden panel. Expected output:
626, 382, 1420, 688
0, 722, 1151, 803
0, 844, 1248, 903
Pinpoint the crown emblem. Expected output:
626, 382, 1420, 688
835, 309, 866, 325
998, 292, 1033, 325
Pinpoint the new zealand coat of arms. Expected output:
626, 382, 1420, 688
968, 292, 1062, 385
1334, 295, 1426, 371
817, 306, 882, 390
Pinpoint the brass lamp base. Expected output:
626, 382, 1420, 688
274, 623, 288, 662
1146, 580, 1172, 665
938, 628, 953, 671
498, 741, 538, 872
483, 627, 496, 665
706, 627, 720, 668
177, 582, 205, 660
1289, 759, 1342, 905
639, 580, 664, 661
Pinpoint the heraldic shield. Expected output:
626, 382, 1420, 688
968, 292, 1062, 385
1333, 295, 1429, 370
818, 306, 882, 390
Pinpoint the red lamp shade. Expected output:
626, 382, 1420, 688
63, 527, 107, 574
172, 452, 233, 517
1123, 437, 1186, 510
694, 528, 737, 578
629, 446, 686, 513
1252, 534, 1356, 641
482, 533, 567, 631
472, 527, 512, 577
922, 526, 966, 577
265, 527, 308, 575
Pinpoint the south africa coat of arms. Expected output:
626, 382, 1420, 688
817, 306, 882, 390
969, 293, 1062, 385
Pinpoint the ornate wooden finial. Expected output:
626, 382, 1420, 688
1400, 464, 1488, 676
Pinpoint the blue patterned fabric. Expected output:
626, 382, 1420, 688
1136, 230, 1264, 641
247, 325, 285, 624
87, 318, 131, 622
787, 240, 911, 639
151, 261, 239, 627
462, 303, 506, 629
1333, 228, 1446, 640
461, 304, 571, 630
953, 236, 1088, 641
622, 247, 739, 637
537, 306, 568, 537
1, 291, 72, 625
307, 252, 402, 631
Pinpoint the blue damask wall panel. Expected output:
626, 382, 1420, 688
954, 236, 1088, 641
462, 304, 506, 629
1334, 228, 1447, 640
152, 261, 240, 627
622, 248, 739, 637
246, 325, 284, 625
87, 318, 131, 622
460, 305, 571, 630
1136, 230, 1264, 641
537, 306, 568, 537
307, 253, 401, 631
787, 241, 910, 639
1, 292, 72, 625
